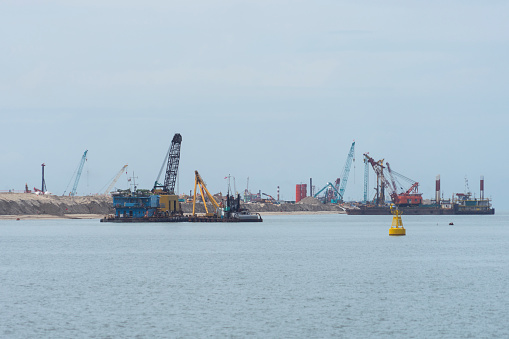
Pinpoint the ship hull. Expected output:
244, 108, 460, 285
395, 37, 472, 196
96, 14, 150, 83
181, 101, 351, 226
100, 215, 263, 223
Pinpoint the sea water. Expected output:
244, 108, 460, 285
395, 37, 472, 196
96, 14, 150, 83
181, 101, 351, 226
1, 213, 508, 338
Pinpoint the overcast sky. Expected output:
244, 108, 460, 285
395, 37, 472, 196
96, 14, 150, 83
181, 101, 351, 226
1, 1, 508, 208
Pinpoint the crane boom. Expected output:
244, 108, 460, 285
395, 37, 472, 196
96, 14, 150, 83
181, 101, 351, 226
262, 193, 276, 201
384, 162, 399, 202
314, 182, 340, 199
104, 164, 128, 194
153, 133, 182, 194
365, 154, 422, 206
70, 150, 88, 196
363, 155, 369, 203
192, 170, 220, 216
338, 141, 355, 201
364, 153, 387, 205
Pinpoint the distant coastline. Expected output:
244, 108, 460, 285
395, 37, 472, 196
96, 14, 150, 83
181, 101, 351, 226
0, 194, 345, 220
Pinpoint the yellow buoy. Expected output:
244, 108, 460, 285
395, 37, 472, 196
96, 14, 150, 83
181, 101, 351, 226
389, 204, 406, 236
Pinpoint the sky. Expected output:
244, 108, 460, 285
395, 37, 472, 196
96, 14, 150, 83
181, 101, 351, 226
1, 0, 508, 208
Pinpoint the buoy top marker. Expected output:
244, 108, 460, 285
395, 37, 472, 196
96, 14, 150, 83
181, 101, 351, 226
389, 204, 406, 236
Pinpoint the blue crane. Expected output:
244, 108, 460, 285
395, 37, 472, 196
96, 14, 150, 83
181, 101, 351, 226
70, 150, 88, 196
337, 141, 355, 202
313, 141, 355, 203
313, 182, 341, 203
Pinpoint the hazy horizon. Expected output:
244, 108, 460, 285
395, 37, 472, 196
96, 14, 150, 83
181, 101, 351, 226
1, 1, 507, 208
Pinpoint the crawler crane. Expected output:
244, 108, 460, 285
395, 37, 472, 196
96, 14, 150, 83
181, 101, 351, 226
153, 133, 183, 215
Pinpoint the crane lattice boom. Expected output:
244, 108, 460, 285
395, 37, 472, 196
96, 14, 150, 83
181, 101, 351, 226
153, 133, 182, 194
71, 150, 88, 197
365, 153, 422, 206
104, 164, 128, 194
338, 141, 355, 201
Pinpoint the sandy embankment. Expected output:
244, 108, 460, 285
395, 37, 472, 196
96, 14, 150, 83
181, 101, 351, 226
181, 196, 346, 215
0, 193, 113, 220
0, 214, 106, 220
258, 211, 344, 216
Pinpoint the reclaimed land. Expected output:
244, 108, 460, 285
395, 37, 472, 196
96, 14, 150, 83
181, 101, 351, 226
0, 194, 345, 220
0, 193, 113, 219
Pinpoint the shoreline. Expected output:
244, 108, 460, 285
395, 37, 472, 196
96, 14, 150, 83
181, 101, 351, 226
0, 211, 346, 220
258, 211, 345, 216
0, 214, 106, 220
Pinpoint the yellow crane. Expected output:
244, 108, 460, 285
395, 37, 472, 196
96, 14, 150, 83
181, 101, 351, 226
192, 170, 220, 217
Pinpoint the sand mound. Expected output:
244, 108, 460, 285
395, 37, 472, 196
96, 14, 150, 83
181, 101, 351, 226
0, 193, 113, 216
297, 197, 322, 205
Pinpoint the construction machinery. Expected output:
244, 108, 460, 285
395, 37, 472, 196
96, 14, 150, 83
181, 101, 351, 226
153, 133, 183, 215
313, 182, 340, 203
363, 153, 422, 206
337, 141, 355, 202
192, 170, 221, 217
363, 154, 387, 205
385, 163, 422, 206
153, 133, 182, 194
262, 193, 276, 203
63, 150, 88, 196
103, 164, 128, 194
363, 155, 369, 203
101, 131, 262, 223
314, 141, 355, 203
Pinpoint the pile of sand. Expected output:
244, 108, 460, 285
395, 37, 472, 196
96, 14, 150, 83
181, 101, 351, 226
0, 193, 113, 216
296, 196, 323, 205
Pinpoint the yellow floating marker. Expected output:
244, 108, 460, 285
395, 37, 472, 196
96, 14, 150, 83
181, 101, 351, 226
389, 204, 406, 236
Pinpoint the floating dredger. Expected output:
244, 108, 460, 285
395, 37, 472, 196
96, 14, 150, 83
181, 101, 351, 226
100, 133, 262, 223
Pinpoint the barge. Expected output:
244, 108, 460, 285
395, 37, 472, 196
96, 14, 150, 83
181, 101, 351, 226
346, 193, 494, 215
100, 181, 262, 223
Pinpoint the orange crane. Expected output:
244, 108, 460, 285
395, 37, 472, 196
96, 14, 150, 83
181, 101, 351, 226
364, 154, 422, 206
384, 162, 422, 206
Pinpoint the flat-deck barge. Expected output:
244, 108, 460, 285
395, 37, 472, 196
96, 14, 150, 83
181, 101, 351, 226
100, 214, 262, 223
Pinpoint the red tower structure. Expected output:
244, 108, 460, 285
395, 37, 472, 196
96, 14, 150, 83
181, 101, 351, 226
295, 184, 307, 202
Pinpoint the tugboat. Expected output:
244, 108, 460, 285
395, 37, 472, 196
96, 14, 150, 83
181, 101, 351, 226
223, 192, 262, 222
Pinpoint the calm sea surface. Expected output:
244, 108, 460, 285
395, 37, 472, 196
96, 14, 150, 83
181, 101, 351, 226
1, 213, 508, 338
